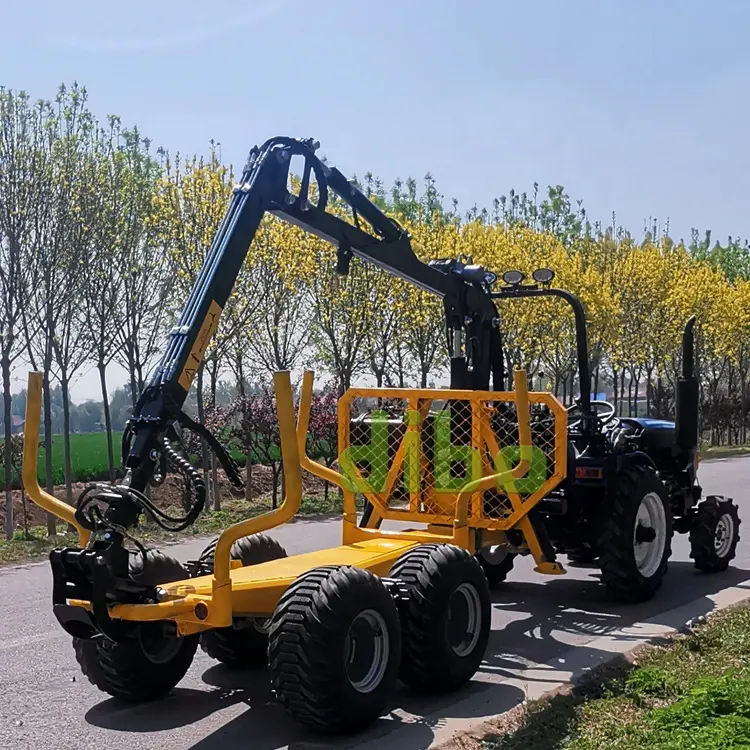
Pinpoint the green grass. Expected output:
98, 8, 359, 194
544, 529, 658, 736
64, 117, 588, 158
0, 492, 344, 566
483, 603, 750, 750
0, 431, 124, 488
701, 444, 750, 460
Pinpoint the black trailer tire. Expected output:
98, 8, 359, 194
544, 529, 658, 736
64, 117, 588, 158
476, 547, 516, 587
129, 548, 190, 584
597, 464, 673, 603
268, 565, 401, 734
391, 543, 491, 693
74, 551, 198, 702
689, 496, 741, 573
200, 533, 287, 667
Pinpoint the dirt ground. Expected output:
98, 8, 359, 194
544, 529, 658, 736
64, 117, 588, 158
0, 463, 331, 531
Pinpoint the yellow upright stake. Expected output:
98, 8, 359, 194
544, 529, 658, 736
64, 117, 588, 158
22, 372, 90, 547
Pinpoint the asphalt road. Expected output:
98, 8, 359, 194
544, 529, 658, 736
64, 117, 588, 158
1, 455, 748, 750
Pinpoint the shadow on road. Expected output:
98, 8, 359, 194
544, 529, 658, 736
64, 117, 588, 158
83, 561, 750, 750
483, 561, 750, 677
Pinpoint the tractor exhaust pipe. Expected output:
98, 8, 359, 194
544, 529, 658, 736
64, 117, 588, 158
681, 315, 695, 379
676, 315, 698, 451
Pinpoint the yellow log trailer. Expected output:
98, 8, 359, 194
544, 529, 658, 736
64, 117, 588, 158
23, 365, 567, 733
22, 136, 740, 734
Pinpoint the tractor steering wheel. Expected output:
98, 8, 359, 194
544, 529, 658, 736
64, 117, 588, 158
567, 399, 617, 429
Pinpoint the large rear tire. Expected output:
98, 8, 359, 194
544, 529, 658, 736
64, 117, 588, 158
199, 533, 287, 667
268, 565, 401, 734
391, 543, 491, 693
74, 551, 198, 702
597, 464, 673, 603
689, 496, 741, 573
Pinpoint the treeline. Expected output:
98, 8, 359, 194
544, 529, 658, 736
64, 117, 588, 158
2, 81, 749, 537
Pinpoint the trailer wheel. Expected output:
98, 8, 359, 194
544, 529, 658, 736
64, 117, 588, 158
74, 551, 198, 702
476, 546, 516, 587
689, 496, 741, 572
268, 565, 401, 733
200, 533, 287, 667
597, 464, 673, 602
391, 543, 491, 693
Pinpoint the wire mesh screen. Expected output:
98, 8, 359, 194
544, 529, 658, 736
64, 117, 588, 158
338, 388, 566, 530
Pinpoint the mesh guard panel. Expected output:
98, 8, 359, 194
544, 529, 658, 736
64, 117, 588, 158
338, 387, 567, 531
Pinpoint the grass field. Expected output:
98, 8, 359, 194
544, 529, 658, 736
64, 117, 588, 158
1, 430, 302, 488
0, 431, 124, 487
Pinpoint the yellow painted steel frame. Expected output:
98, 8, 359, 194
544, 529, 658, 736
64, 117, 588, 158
296, 371, 540, 552
325, 371, 568, 566
20, 365, 563, 636
22, 373, 91, 547
22, 370, 421, 635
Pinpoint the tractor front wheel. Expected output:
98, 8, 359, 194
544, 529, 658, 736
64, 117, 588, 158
74, 551, 198, 702
597, 464, 673, 603
689, 496, 741, 573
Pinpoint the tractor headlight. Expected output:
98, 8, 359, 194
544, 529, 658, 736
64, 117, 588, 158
532, 268, 555, 285
502, 269, 525, 286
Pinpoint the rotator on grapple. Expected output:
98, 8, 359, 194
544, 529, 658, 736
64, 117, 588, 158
21, 135, 741, 734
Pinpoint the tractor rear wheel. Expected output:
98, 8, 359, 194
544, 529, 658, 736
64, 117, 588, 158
268, 565, 401, 733
74, 551, 198, 702
597, 464, 673, 603
391, 543, 491, 692
689, 496, 741, 572
199, 533, 287, 667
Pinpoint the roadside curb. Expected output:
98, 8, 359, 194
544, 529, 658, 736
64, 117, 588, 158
355, 583, 750, 750
433, 584, 750, 749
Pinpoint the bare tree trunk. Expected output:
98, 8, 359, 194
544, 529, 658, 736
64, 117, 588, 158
98, 361, 115, 482
271, 463, 279, 509
236, 351, 245, 398
628, 374, 633, 416
244, 454, 253, 503
128, 362, 138, 411
645, 365, 654, 416
612, 367, 618, 416
741, 375, 747, 444
3, 355, 13, 540
633, 370, 640, 418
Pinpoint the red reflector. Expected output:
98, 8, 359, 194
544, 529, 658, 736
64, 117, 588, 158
575, 466, 604, 479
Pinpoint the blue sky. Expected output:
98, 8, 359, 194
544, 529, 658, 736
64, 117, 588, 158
2, 0, 748, 398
